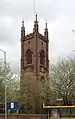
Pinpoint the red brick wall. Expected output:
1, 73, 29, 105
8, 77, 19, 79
0, 114, 47, 119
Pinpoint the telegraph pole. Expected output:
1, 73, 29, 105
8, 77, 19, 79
0, 49, 7, 119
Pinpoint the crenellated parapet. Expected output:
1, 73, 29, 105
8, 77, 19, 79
38, 33, 49, 42
25, 33, 34, 40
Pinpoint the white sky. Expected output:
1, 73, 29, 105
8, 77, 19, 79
0, 0, 75, 74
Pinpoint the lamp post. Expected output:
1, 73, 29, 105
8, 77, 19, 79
0, 49, 7, 119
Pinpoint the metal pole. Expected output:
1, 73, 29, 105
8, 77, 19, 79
0, 49, 7, 119
48, 109, 49, 119
4, 52, 7, 119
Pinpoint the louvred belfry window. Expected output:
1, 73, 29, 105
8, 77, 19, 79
40, 50, 45, 65
26, 49, 32, 64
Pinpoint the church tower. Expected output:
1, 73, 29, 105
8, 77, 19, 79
20, 15, 49, 82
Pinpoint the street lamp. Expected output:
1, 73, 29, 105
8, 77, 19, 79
0, 49, 7, 119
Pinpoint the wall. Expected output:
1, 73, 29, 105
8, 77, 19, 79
0, 114, 47, 119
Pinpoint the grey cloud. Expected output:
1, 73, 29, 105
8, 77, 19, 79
56, 0, 75, 21
0, 17, 21, 47
0, 0, 34, 21
0, 0, 59, 22
0, 0, 75, 22
36, 0, 59, 21
50, 21, 75, 64
0, 27, 17, 47
0, 0, 75, 20
0, 0, 75, 74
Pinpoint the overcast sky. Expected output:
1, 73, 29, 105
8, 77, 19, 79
0, 0, 75, 74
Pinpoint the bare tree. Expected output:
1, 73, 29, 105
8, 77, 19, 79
20, 73, 52, 114
0, 58, 19, 112
50, 57, 75, 105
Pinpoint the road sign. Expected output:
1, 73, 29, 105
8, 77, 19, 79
7, 102, 18, 110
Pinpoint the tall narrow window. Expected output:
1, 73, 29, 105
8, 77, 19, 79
40, 50, 45, 65
26, 49, 32, 64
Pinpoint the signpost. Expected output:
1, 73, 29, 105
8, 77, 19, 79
7, 102, 18, 114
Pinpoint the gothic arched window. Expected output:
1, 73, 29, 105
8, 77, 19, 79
40, 50, 45, 65
26, 49, 32, 64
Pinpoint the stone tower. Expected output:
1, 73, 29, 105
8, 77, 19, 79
20, 15, 49, 82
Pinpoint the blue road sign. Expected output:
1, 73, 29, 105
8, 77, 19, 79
7, 102, 18, 110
